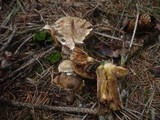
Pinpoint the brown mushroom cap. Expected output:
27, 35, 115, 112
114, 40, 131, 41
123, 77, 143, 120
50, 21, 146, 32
52, 73, 83, 92
70, 47, 96, 79
70, 47, 94, 65
72, 62, 96, 79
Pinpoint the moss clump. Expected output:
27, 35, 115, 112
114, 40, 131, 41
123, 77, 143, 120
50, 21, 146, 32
33, 30, 53, 46
46, 51, 61, 64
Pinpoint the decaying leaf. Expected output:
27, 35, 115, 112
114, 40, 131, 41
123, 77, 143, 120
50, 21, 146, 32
96, 62, 128, 110
149, 66, 160, 77
44, 16, 92, 50
52, 73, 83, 92
122, 13, 157, 34
94, 42, 120, 58
58, 59, 74, 75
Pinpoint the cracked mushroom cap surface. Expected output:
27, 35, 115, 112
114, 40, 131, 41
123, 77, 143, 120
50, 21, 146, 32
54, 16, 92, 50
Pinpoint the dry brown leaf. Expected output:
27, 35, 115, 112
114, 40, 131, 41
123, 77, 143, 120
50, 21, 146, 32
52, 73, 83, 92
96, 62, 128, 111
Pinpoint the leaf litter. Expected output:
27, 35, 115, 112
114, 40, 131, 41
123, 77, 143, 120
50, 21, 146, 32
0, 0, 160, 120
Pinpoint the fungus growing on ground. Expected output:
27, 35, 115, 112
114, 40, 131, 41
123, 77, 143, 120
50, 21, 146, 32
70, 47, 96, 79
96, 62, 128, 111
52, 73, 83, 92
58, 59, 74, 75
43, 16, 92, 50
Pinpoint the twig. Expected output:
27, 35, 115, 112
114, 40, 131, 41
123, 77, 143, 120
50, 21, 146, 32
123, 108, 140, 119
82, 103, 97, 120
0, 46, 55, 81
0, 27, 17, 51
0, 98, 98, 115
14, 34, 33, 55
139, 88, 155, 120
16, 0, 26, 13
1, 6, 19, 26
129, 4, 140, 49
94, 32, 142, 47
125, 4, 140, 62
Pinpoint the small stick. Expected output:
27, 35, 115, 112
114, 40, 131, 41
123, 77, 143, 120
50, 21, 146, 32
129, 4, 140, 50
94, 32, 142, 47
1, 46, 55, 81
82, 103, 97, 120
14, 34, 33, 55
0, 98, 98, 115
125, 4, 140, 62
0, 27, 17, 51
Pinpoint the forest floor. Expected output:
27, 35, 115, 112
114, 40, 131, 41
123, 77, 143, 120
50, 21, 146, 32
0, 0, 160, 120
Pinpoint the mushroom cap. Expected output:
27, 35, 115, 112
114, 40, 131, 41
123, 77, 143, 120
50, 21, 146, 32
70, 47, 94, 65
52, 73, 83, 91
96, 63, 124, 110
72, 62, 96, 79
58, 60, 74, 74
54, 16, 92, 50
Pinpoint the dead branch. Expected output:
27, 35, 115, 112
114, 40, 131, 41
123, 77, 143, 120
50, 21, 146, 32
0, 98, 98, 115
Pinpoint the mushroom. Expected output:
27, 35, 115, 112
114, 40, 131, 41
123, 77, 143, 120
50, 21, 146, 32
96, 62, 128, 111
70, 47, 94, 65
72, 62, 96, 79
43, 17, 92, 50
70, 47, 96, 79
52, 73, 83, 92
58, 59, 74, 75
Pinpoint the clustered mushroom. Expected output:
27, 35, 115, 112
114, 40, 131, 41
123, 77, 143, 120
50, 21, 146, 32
44, 16, 129, 111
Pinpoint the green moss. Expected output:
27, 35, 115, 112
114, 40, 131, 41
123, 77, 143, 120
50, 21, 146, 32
46, 51, 61, 64
33, 30, 53, 45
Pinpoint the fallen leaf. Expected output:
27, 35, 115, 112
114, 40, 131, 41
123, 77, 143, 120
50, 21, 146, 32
149, 66, 160, 77
94, 42, 120, 58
